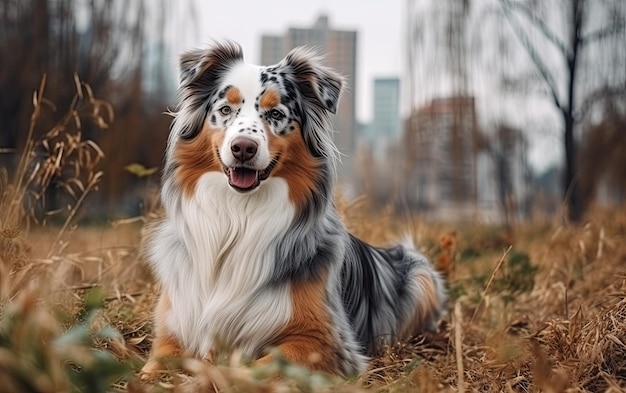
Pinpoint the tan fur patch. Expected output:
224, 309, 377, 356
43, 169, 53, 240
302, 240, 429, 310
258, 273, 340, 374
225, 86, 243, 105
174, 123, 224, 197
267, 123, 320, 208
142, 291, 183, 374
401, 273, 439, 337
259, 89, 280, 109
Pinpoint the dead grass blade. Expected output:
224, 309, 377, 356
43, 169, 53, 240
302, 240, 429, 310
471, 245, 512, 323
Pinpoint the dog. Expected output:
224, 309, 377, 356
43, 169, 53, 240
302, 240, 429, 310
142, 41, 446, 377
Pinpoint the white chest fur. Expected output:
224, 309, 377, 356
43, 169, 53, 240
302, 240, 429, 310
149, 173, 295, 359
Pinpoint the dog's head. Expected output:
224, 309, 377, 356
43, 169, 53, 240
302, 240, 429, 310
166, 41, 343, 207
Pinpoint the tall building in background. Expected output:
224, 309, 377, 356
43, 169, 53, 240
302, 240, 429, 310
260, 15, 357, 177
404, 96, 479, 220
372, 78, 401, 140
361, 77, 401, 153
403, 96, 531, 222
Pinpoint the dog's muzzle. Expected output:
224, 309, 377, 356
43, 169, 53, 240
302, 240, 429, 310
222, 136, 278, 193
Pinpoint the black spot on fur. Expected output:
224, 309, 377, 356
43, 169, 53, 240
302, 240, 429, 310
217, 88, 227, 99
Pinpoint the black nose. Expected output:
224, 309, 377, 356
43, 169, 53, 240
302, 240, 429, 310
231, 137, 258, 162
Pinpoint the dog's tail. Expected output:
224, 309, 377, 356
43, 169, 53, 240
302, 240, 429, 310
341, 234, 446, 354
401, 242, 447, 335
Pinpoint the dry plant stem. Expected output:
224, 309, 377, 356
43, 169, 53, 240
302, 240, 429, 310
49, 171, 103, 257
471, 245, 513, 323
16, 76, 47, 188
2, 76, 47, 228
596, 228, 604, 260
565, 287, 569, 319
454, 302, 465, 393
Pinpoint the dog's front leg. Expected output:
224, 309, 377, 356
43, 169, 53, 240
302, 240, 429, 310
255, 276, 342, 375
141, 291, 184, 376
256, 336, 337, 373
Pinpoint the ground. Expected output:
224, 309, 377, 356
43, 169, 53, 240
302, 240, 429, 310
1, 201, 625, 393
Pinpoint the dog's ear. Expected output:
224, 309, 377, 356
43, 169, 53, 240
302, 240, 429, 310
178, 41, 243, 86
282, 47, 343, 114
280, 48, 343, 162
179, 48, 206, 86
173, 41, 243, 140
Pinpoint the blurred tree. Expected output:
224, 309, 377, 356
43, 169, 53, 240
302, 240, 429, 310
405, 0, 479, 218
497, 0, 626, 221
406, 0, 471, 105
485, 124, 531, 226
0, 0, 180, 216
579, 99, 626, 210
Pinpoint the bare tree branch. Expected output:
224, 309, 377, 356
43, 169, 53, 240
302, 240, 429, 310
499, 3, 564, 112
581, 21, 626, 46
574, 84, 626, 122
499, 0, 571, 57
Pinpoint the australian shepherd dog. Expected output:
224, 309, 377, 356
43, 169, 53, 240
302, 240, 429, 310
142, 41, 446, 377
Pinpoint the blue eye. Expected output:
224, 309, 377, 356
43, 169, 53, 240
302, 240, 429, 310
219, 106, 232, 115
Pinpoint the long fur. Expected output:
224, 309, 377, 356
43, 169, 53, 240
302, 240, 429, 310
143, 41, 446, 377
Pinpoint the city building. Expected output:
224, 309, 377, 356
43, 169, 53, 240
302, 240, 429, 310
260, 15, 357, 177
361, 77, 401, 154
404, 96, 531, 222
404, 96, 480, 220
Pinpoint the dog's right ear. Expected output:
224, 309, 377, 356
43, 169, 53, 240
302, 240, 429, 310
179, 48, 207, 86
178, 41, 244, 86
173, 41, 243, 140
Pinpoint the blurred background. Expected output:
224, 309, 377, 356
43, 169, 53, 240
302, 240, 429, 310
1, 0, 625, 224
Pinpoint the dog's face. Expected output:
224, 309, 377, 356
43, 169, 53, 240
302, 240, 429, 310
169, 42, 342, 205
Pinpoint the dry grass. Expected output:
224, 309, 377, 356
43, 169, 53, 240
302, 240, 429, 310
1, 80, 625, 392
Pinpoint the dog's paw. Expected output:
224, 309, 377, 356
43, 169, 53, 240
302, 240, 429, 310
139, 359, 161, 381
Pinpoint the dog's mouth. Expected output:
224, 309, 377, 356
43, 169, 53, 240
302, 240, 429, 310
222, 158, 279, 193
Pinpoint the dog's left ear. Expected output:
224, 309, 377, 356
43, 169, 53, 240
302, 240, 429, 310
282, 48, 343, 114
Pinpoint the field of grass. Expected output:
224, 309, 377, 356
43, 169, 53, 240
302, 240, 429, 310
1, 80, 625, 392
3, 200, 625, 392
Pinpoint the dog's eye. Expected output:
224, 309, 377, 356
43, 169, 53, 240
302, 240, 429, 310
219, 106, 232, 116
269, 109, 285, 121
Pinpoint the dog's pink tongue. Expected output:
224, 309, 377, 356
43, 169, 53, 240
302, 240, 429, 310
231, 168, 258, 189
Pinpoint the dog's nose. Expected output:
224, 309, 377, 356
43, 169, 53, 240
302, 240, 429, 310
231, 137, 258, 162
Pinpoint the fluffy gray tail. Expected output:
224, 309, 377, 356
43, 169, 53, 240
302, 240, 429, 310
341, 234, 446, 354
